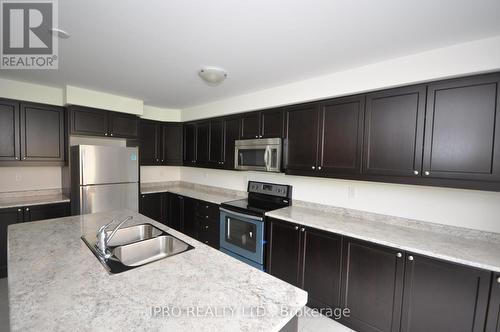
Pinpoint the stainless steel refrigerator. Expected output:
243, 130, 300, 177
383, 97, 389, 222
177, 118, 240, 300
71, 145, 139, 215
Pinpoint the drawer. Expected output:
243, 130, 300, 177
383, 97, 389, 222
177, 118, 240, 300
195, 201, 219, 220
198, 229, 219, 249
197, 216, 220, 234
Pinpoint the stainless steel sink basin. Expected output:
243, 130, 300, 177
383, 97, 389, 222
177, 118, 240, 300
106, 223, 163, 246
113, 235, 191, 266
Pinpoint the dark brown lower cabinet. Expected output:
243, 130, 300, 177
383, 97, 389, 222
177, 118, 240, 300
340, 238, 405, 332
166, 193, 183, 231
266, 218, 343, 308
0, 203, 70, 278
401, 254, 490, 332
486, 274, 500, 332
139, 193, 165, 224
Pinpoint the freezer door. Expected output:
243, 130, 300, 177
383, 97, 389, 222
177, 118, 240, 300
79, 145, 139, 185
80, 183, 138, 214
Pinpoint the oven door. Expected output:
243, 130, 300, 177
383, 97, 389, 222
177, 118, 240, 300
219, 208, 264, 264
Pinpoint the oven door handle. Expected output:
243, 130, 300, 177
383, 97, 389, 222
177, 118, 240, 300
219, 208, 264, 221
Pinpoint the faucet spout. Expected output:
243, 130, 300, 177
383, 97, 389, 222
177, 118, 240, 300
96, 216, 133, 257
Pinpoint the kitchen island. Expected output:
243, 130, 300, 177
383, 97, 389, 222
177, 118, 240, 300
7, 210, 307, 332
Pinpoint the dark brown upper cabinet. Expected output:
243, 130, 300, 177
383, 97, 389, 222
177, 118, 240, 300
285, 103, 320, 173
184, 123, 197, 165
196, 121, 210, 165
260, 109, 284, 138
423, 73, 500, 182
161, 123, 183, 165
20, 102, 65, 163
68, 105, 139, 139
0, 99, 20, 162
363, 85, 426, 177
139, 120, 160, 165
240, 112, 261, 139
223, 116, 240, 169
340, 238, 405, 332
208, 118, 224, 167
486, 274, 500, 332
319, 96, 364, 175
400, 253, 490, 332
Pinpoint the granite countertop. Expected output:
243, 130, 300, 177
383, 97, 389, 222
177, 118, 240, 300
140, 182, 246, 205
0, 189, 70, 209
8, 210, 307, 332
266, 205, 500, 273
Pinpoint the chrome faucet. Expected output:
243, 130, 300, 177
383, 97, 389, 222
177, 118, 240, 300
96, 216, 133, 258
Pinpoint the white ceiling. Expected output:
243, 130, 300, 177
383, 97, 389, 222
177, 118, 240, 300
1, 0, 500, 109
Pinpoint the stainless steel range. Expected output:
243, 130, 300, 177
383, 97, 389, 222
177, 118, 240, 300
219, 181, 292, 270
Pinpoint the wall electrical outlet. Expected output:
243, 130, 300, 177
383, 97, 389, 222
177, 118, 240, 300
15, 173, 22, 182
347, 185, 356, 199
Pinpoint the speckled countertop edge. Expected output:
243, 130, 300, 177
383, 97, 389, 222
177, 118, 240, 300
0, 188, 70, 209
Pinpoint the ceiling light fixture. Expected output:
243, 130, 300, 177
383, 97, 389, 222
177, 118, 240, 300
198, 67, 227, 86
50, 28, 71, 39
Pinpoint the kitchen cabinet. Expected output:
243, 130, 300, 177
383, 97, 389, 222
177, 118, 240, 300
423, 73, 500, 181
139, 193, 165, 224
0, 202, 70, 278
139, 120, 160, 165
266, 217, 343, 309
284, 103, 320, 173
363, 85, 426, 177
223, 116, 240, 169
209, 118, 225, 167
340, 238, 404, 332
196, 121, 210, 165
486, 273, 500, 332
400, 254, 490, 332
68, 105, 139, 139
167, 193, 183, 231
194, 200, 220, 249
0, 99, 20, 162
161, 123, 183, 165
319, 96, 364, 175
240, 112, 261, 139
182, 197, 197, 238
260, 109, 284, 138
0, 207, 23, 277
184, 123, 197, 165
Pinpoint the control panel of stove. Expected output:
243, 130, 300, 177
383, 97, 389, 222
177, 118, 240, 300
248, 181, 292, 198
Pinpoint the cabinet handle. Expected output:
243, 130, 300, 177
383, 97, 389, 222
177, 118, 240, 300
17, 209, 21, 212
25, 208, 29, 211
104, 133, 108, 136
396, 252, 402, 258
255, 135, 258, 138
161, 160, 164, 162
424, 171, 430, 176
318, 166, 322, 170
15, 157, 19, 160
496, 276, 500, 284
23, 157, 26, 160
294, 226, 299, 230
205, 205, 209, 209
204, 241, 209, 244
205, 215, 209, 219
301, 228, 305, 232
311, 166, 315, 170
408, 255, 414, 261
205, 225, 209, 230
142, 195, 145, 198
110, 133, 114, 137
413, 170, 419, 175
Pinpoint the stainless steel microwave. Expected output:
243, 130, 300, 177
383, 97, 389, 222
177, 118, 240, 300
234, 138, 282, 172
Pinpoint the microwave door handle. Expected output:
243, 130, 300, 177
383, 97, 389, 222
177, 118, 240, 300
264, 146, 271, 171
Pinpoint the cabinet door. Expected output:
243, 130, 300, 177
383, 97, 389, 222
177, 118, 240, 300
401, 254, 490, 332
285, 104, 320, 173
319, 96, 364, 175
240, 112, 261, 139
423, 73, 500, 181
209, 119, 224, 166
0, 207, 23, 277
182, 197, 197, 238
0, 99, 20, 162
486, 274, 500, 332
69, 106, 108, 136
24, 203, 70, 222
167, 194, 183, 231
302, 227, 342, 310
20, 103, 65, 162
266, 218, 302, 287
363, 86, 426, 177
340, 238, 405, 332
223, 117, 240, 169
196, 121, 210, 164
184, 123, 197, 165
108, 112, 138, 139
261, 109, 284, 138
139, 120, 160, 165
139, 193, 164, 224
161, 123, 183, 165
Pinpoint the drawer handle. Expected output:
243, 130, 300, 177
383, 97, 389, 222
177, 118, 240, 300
205, 215, 209, 219
301, 228, 305, 232
408, 255, 414, 261
294, 226, 299, 230
25, 208, 30, 211
396, 252, 402, 258
17, 208, 21, 212
204, 241, 209, 244
413, 170, 419, 175
205, 226, 209, 230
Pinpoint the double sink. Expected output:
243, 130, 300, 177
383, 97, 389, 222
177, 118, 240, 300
82, 223, 194, 274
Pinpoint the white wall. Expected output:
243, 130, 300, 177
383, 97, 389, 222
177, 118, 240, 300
0, 167, 62, 192
182, 35, 500, 121
0, 78, 64, 105
140, 166, 181, 183
142, 105, 182, 122
180, 167, 500, 234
